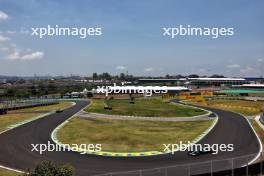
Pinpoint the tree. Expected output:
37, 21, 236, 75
23, 161, 73, 176
38, 82, 47, 96
174, 74, 184, 79
30, 85, 38, 97
165, 74, 171, 79
47, 82, 57, 94
188, 74, 199, 78
6, 89, 15, 97
119, 73, 126, 80
209, 74, 225, 78
92, 73, 98, 80
101, 72, 111, 80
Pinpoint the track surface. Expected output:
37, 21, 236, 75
0, 100, 260, 176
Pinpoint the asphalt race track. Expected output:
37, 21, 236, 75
0, 100, 260, 176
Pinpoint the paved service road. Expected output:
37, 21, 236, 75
0, 100, 260, 176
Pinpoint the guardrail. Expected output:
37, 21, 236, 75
0, 99, 59, 115
260, 111, 264, 124
94, 152, 264, 176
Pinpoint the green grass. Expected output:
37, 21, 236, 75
57, 117, 213, 152
0, 168, 21, 176
0, 102, 73, 132
85, 98, 206, 117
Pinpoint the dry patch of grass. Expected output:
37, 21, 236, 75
190, 99, 264, 116
0, 102, 73, 132
0, 168, 21, 176
57, 117, 213, 152
14, 102, 73, 112
86, 98, 206, 117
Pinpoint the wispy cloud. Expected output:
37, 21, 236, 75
240, 66, 254, 74
6, 30, 16, 35
115, 65, 126, 70
226, 64, 240, 69
0, 47, 9, 51
0, 35, 10, 42
7, 50, 44, 61
20, 27, 30, 34
0, 11, 8, 22
0, 13, 44, 61
144, 67, 154, 72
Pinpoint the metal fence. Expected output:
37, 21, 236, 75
260, 112, 264, 124
94, 152, 264, 176
0, 98, 59, 114
2, 98, 60, 107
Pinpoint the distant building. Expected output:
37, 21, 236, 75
138, 78, 249, 87
138, 78, 187, 86
188, 78, 249, 87
232, 84, 264, 90
244, 77, 264, 83
62, 89, 89, 99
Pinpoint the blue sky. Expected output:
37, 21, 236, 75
0, 0, 263, 77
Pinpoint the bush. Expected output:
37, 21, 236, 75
22, 161, 74, 176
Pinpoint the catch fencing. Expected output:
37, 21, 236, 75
94, 152, 264, 176
0, 99, 59, 115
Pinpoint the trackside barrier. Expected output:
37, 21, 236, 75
94, 152, 264, 176
0, 99, 60, 115
260, 112, 264, 124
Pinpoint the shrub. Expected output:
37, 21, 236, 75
22, 161, 73, 176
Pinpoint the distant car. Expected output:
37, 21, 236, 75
187, 149, 214, 156
104, 106, 112, 110
56, 109, 63, 113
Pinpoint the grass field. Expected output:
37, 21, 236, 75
191, 99, 264, 116
57, 117, 213, 152
0, 168, 21, 176
0, 101, 73, 132
85, 98, 206, 117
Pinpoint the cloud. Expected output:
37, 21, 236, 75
144, 67, 154, 72
240, 66, 254, 74
0, 12, 43, 62
258, 59, 263, 62
7, 51, 44, 61
6, 30, 16, 35
197, 68, 211, 73
0, 35, 10, 42
0, 30, 16, 35
21, 51, 44, 60
7, 51, 20, 60
0, 47, 9, 51
20, 27, 30, 34
116, 65, 126, 70
10, 43, 16, 48
0, 11, 8, 22
226, 64, 240, 68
